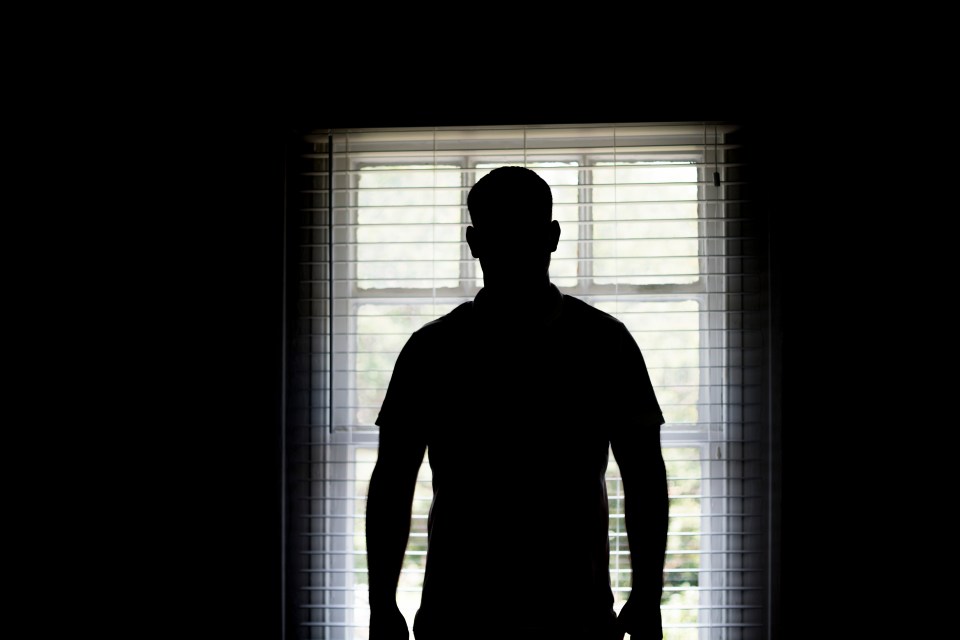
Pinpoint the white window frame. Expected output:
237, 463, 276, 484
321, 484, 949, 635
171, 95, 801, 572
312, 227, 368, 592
313, 145, 741, 639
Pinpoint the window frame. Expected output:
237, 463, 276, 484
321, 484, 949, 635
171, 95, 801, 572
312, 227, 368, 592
287, 122, 773, 640
322, 147, 736, 636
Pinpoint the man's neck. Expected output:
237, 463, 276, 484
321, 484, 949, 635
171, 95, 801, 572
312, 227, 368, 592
474, 279, 560, 321
481, 276, 550, 300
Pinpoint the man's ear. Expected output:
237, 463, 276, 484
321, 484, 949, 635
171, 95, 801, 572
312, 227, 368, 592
548, 220, 561, 253
466, 225, 481, 258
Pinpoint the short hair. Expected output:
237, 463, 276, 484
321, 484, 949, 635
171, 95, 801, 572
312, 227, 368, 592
467, 166, 553, 229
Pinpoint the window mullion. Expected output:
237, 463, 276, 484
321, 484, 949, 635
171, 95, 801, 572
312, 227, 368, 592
459, 160, 473, 287
577, 158, 593, 296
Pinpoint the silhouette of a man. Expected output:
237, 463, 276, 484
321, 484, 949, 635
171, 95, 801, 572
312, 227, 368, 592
366, 166, 668, 640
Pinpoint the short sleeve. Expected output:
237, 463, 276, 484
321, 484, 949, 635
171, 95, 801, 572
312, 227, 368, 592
610, 322, 665, 435
375, 332, 428, 443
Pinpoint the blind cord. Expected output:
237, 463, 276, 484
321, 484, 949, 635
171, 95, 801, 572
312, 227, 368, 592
328, 133, 334, 434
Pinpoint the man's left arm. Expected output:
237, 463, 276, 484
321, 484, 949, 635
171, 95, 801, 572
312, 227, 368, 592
609, 323, 669, 639
610, 425, 669, 640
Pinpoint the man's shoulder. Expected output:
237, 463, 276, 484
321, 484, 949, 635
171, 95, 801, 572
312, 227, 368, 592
410, 301, 474, 343
559, 294, 627, 332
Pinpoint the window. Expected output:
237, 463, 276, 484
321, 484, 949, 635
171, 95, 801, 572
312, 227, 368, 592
287, 124, 770, 639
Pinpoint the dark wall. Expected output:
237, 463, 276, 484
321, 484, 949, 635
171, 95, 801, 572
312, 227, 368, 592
141, 126, 287, 638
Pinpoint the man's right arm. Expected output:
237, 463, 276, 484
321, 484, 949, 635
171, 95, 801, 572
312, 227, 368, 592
611, 424, 669, 639
366, 426, 425, 640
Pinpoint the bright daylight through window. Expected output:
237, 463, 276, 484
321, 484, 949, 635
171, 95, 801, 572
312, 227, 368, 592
287, 124, 768, 640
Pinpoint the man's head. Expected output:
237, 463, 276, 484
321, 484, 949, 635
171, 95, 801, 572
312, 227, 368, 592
466, 166, 561, 291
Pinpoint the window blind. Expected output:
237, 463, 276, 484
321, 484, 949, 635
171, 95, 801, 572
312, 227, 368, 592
286, 123, 770, 639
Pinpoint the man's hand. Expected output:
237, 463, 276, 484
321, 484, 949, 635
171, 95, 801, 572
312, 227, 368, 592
611, 597, 663, 640
369, 604, 409, 640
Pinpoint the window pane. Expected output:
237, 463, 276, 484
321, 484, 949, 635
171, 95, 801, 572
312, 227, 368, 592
355, 303, 457, 426
595, 299, 700, 425
593, 162, 699, 285
358, 165, 462, 289
474, 162, 579, 288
